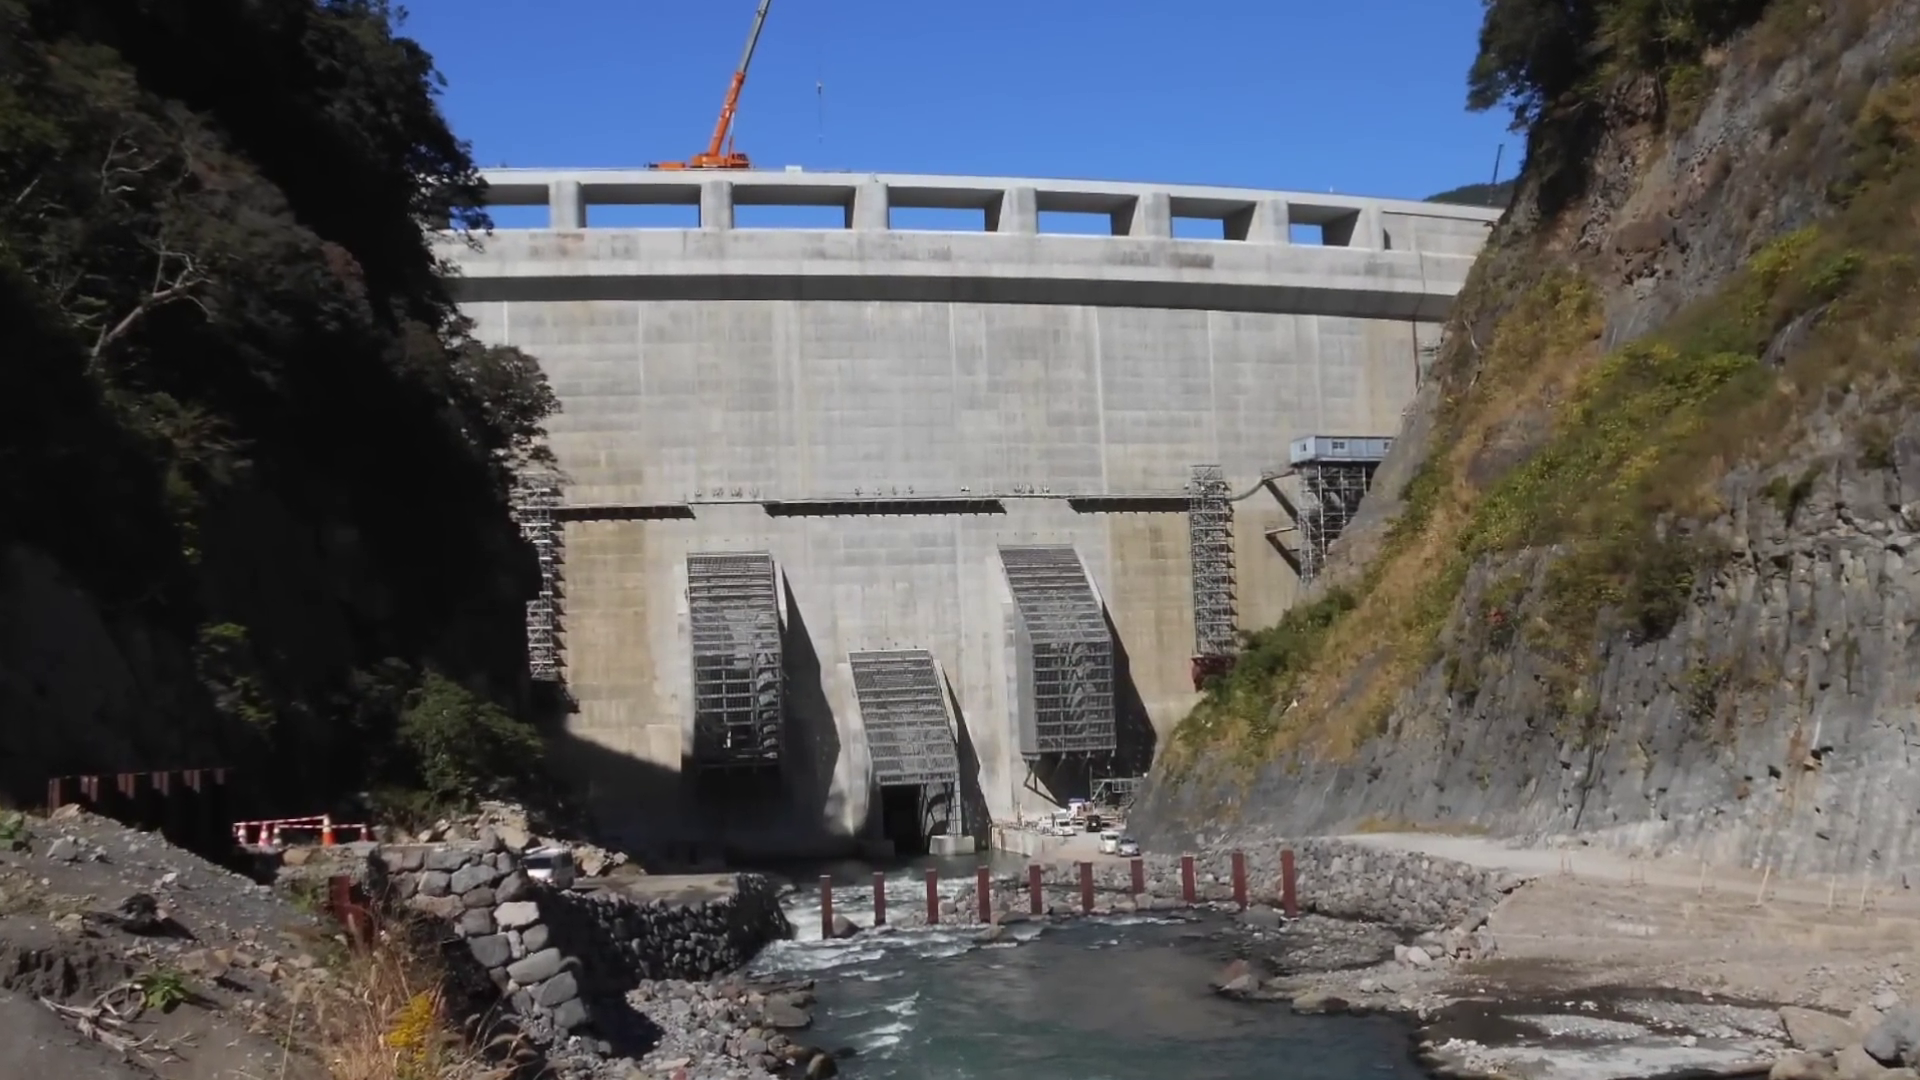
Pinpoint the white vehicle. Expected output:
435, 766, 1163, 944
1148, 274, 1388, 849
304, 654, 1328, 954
1098, 830, 1121, 855
521, 845, 577, 889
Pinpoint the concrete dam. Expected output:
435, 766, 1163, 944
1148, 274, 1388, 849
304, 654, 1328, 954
436, 167, 1499, 860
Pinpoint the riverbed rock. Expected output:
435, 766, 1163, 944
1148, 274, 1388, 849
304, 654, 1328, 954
1291, 992, 1349, 1015
829, 914, 859, 939
1770, 1051, 1840, 1080
1210, 959, 1259, 997
1867, 1009, 1920, 1066
1783, 1007, 1865, 1055
762, 998, 812, 1030
1835, 1044, 1892, 1080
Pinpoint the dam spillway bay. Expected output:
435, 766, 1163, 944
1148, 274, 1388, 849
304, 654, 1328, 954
436, 167, 1500, 859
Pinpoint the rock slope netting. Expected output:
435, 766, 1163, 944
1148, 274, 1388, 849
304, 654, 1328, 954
1133, 0, 1920, 883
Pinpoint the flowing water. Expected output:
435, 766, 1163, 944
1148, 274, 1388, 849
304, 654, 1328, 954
744, 859, 1429, 1080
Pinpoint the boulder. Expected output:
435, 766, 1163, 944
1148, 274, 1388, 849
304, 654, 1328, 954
1835, 1044, 1892, 1080
467, 933, 511, 969
1782, 1007, 1865, 1055
1770, 1052, 1839, 1080
762, 999, 812, 1030
495, 901, 541, 930
506, 948, 564, 985
1210, 959, 1259, 998
1867, 1009, 1920, 1066
1291, 992, 1348, 1015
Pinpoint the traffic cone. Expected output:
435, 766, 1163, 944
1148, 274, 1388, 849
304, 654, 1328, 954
321, 814, 335, 847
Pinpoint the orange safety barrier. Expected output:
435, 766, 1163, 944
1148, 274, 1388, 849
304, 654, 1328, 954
232, 815, 366, 849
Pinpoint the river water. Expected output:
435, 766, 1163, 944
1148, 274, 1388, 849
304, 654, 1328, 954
743, 859, 1429, 1080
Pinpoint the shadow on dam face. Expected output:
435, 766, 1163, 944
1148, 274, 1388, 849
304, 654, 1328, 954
543, 580, 851, 867
1020, 610, 1158, 809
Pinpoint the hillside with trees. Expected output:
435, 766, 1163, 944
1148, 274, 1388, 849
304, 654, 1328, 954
0, 0, 557, 822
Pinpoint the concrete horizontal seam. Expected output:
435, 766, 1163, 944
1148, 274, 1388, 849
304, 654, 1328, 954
446, 273, 1458, 321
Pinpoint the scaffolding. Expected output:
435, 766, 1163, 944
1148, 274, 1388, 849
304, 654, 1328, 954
1091, 775, 1144, 814
687, 552, 783, 770
851, 649, 961, 836
999, 545, 1116, 758
1275, 437, 1390, 585
511, 472, 564, 681
1188, 464, 1236, 661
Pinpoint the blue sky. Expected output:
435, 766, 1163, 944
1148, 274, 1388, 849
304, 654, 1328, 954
396, 1, 1520, 228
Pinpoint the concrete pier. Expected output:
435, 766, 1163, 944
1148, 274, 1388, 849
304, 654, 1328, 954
436, 168, 1500, 861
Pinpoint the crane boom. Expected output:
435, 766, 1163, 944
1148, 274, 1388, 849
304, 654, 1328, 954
650, 0, 773, 171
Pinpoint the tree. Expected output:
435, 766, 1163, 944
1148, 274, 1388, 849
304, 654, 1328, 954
0, 0, 559, 815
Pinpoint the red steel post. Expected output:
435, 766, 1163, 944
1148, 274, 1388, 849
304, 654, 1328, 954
1231, 851, 1248, 911
1028, 863, 1044, 915
1180, 855, 1197, 904
976, 865, 991, 923
925, 867, 940, 926
45, 777, 64, 814
1078, 861, 1095, 914
873, 871, 888, 926
1130, 857, 1146, 896
1281, 848, 1299, 919
820, 876, 834, 938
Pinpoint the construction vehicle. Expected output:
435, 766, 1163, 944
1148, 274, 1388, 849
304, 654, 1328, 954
649, 0, 773, 171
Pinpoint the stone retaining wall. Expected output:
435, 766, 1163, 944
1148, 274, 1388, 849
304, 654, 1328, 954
373, 842, 790, 1040
1005, 839, 1521, 932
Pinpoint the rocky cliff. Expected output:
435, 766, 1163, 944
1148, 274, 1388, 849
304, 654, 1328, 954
1134, 0, 1920, 883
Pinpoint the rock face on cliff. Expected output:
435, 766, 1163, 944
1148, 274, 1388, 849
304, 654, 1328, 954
1135, 0, 1920, 883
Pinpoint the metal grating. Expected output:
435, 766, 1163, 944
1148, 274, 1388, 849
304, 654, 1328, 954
999, 545, 1116, 757
851, 649, 959, 788
511, 472, 564, 681
1188, 464, 1236, 658
687, 552, 783, 769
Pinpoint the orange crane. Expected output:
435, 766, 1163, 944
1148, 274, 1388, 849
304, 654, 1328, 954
649, 0, 774, 170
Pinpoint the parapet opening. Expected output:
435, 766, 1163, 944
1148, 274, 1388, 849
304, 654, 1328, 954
1171, 215, 1227, 240
485, 204, 548, 229
1037, 210, 1118, 236
734, 203, 848, 229
1288, 205, 1363, 247
889, 206, 990, 232
852, 649, 962, 853
687, 552, 784, 771
999, 545, 1116, 760
588, 203, 701, 228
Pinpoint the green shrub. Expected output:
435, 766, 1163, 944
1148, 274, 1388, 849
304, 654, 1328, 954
394, 671, 544, 810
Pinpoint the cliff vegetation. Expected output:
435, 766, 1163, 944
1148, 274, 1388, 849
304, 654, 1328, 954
0, 0, 558, 822
1146, 0, 1920, 876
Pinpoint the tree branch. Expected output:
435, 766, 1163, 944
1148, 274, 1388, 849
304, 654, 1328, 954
89, 245, 209, 366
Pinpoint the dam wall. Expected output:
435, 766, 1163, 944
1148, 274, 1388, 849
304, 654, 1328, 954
438, 168, 1498, 859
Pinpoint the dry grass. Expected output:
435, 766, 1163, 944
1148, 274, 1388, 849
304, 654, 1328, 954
1349, 816, 1492, 837
298, 923, 533, 1080
1270, 272, 1608, 761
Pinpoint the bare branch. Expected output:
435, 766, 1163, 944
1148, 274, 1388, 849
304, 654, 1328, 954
90, 244, 210, 366
6, 174, 41, 216
98, 132, 163, 200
